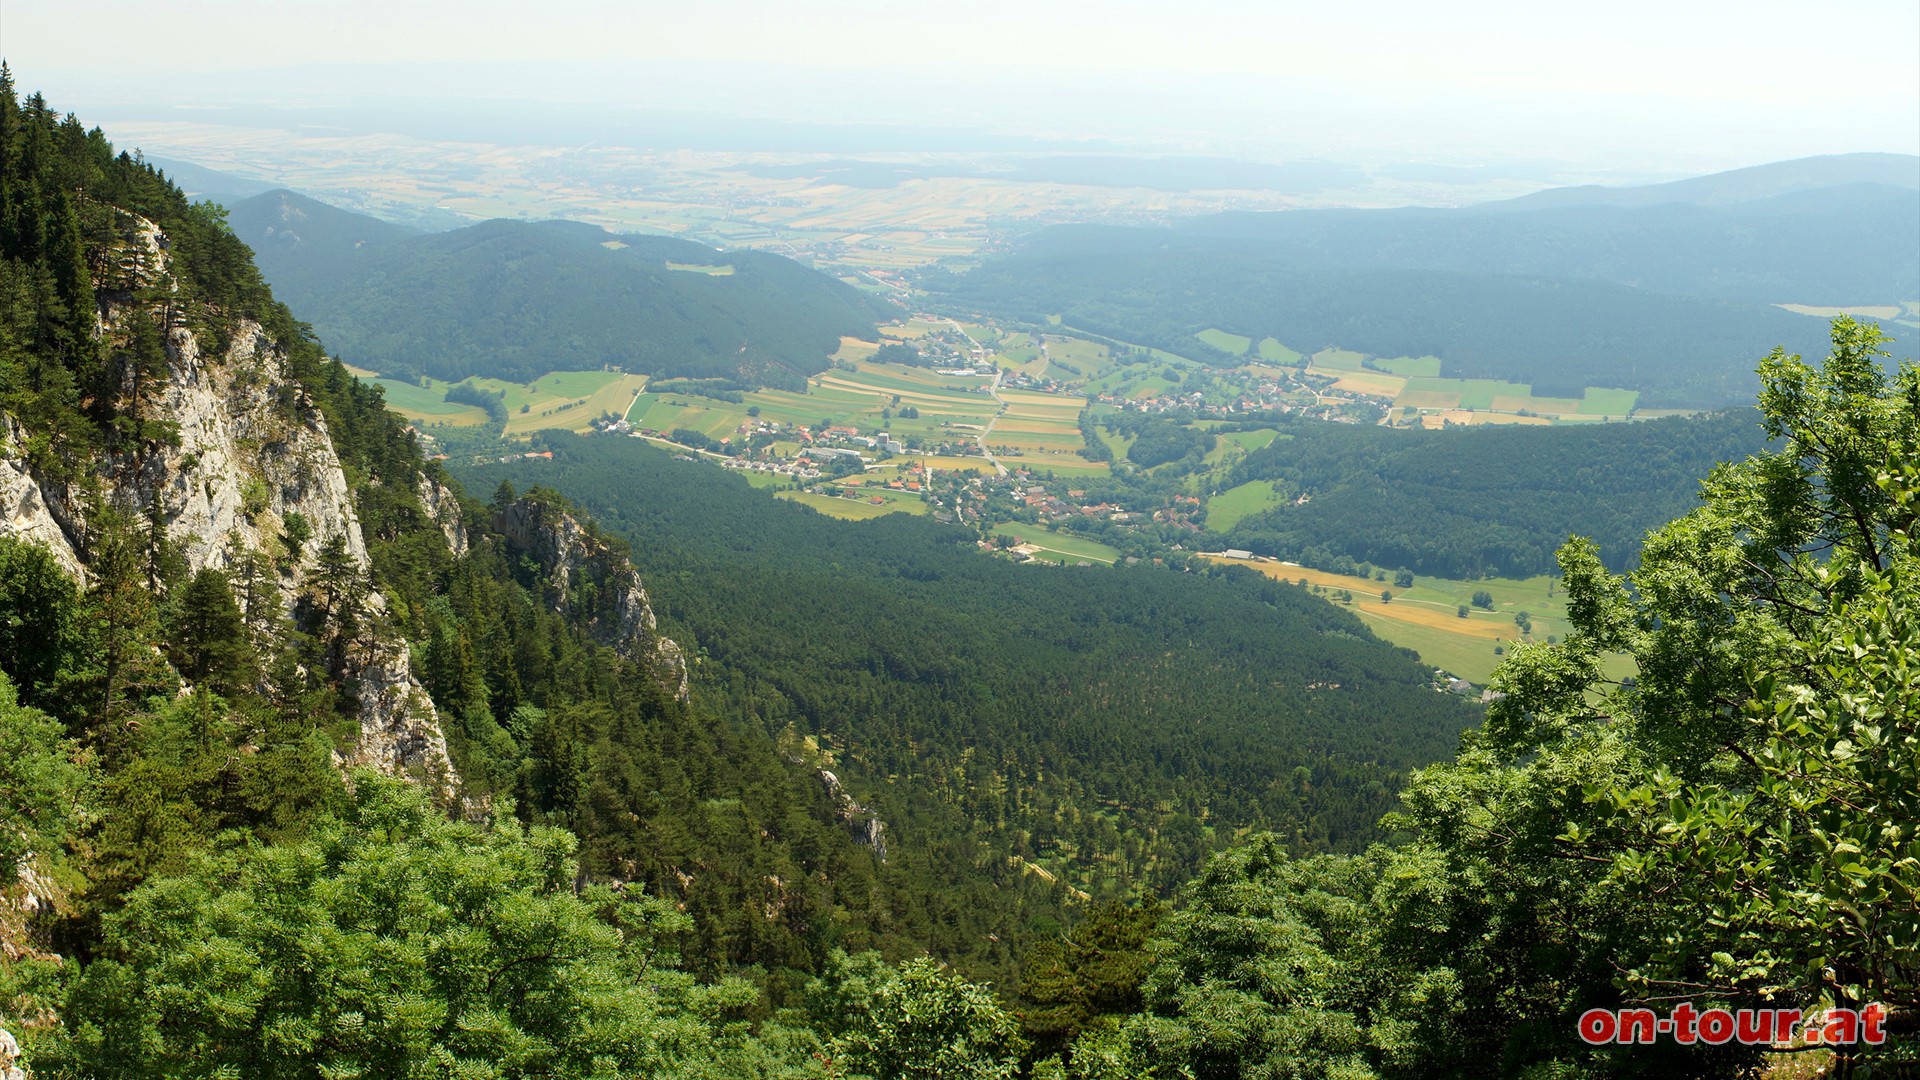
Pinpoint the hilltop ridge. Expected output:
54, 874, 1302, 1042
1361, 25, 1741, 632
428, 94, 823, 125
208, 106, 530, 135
224, 189, 894, 389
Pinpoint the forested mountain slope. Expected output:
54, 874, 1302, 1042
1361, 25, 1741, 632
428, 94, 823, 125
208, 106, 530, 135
1221, 409, 1775, 578
226, 189, 891, 388
1184, 153, 1920, 305
462, 434, 1477, 898
1481, 151, 1918, 210
926, 227, 1840, 406
926, 157, 1916, 406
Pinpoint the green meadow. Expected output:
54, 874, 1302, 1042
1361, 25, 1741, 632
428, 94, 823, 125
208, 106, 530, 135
991, 524, 1122, 565
1204, 480, 1288, 531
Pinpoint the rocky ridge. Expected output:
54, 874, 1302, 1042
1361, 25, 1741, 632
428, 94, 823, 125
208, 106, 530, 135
0, 209, 453, 785
490, 494, 688, 698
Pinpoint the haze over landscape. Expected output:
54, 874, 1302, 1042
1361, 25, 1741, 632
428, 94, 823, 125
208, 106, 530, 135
0, 2, 1917, 1077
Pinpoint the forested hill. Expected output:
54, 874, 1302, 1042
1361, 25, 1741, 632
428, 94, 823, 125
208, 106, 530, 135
1481, 151, 1919, 211
462, 432, 1477, 896
225, 188, 891, 389
1221, 409, 1775, 579
1178, 178, 1917, 307
922, 156, 1917, 406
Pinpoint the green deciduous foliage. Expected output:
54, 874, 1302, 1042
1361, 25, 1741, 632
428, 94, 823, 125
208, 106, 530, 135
53, 774, 707, 1079
1062, 319, 1919, 1079
0, 536, 82, 707
813, 952, 1026, 1080
1380, 318, 1917, 1073
1536, 317, 1920, 1049
0, 670, 92, 890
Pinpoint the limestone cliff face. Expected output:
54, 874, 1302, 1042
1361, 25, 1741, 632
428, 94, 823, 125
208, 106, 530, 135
0, 209, 454, 786
0, 416, 82, 581
417, 473, 469, 558
491, 496, 689, 699
819, 769, 887, 861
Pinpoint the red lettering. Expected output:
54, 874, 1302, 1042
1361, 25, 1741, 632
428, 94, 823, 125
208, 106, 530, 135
1822, 1009, 1859, 1045
1617, 1008, 1657, 1044
1698, 1009, 1735, 1044
1777, 1008, 1803, 1043
1863, 1003, 1887, 1045
1578, 1009, 1616, 1045
1671, 1002, 1699, 1044
1734, 1008, 1772, 1044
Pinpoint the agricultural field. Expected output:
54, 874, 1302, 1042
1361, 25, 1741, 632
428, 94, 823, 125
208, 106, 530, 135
351, 367, 649, 435
1037, 335, 1126, 381
1776, 303, 1903, 319
1310, 348, 1370, 372
1301, 356, 1641, 424
1372, 355, 1443, 377
1196, 328, 1252, 355
503, 371, 652, 436
1257, 338, 1301, 363
615, 349, 1110, 478
365, 377, 492, 426
1138, 329, 1649, 424
1204, 480, 1288, 531
778, 489, 928, 520
990, 524, 1122, 565
1198, 554, 1634, 684
1199, 428, 1283, 470
1327, 369, 1409, 398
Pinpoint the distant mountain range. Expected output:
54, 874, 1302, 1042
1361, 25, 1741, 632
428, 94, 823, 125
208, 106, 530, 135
225, 190, 891, 388
927, 154, 1918, 407
144, 154, 281, 201
1479, 152, 1918, 211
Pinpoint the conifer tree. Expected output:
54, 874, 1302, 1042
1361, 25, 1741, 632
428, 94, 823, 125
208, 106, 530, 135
164, 567, 253, 695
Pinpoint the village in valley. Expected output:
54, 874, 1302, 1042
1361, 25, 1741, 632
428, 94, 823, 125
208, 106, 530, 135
381, 311, 1655, 687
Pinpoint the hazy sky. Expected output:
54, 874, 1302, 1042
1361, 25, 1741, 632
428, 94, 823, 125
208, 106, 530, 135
8, 0, 1918, 172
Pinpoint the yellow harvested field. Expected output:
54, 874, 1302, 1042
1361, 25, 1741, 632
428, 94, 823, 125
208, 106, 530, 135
1330, 371, 1408, 396
1199, 555, 1511, 640
1415, 409, 1551, 428
1201, 557, 1375, 592
835, 337, 881, 359
1395, 389, 1462, 410
1363, 601, 1510, 638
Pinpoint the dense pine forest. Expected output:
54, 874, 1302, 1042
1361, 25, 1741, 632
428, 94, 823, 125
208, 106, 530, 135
1, 73, 1914, 1078
1220, 408, 1774, 578
923, 223, 1841, 406
224, 190, 892, 389
462, 435, 1473, 895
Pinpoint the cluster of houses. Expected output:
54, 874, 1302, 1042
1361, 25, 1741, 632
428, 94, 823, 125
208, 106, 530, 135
1092, 366, 1385, 425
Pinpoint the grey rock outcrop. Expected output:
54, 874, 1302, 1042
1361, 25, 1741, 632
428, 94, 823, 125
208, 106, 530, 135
491, 496, 689, 699
0, 1026, 25, 1080
819, 769, 887, 861
0, 418, 83, 582
416, 473, 468, 557
0, 210, 454, 788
